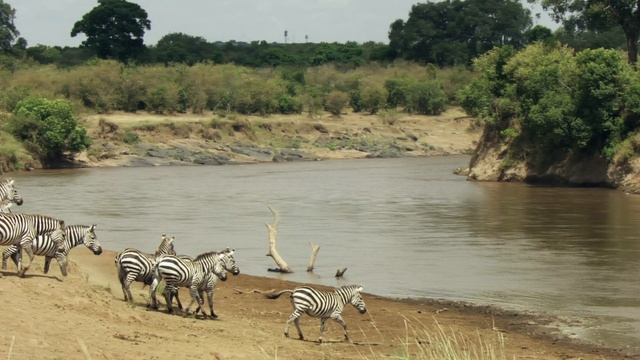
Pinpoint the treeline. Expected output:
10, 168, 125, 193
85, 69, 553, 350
21, 40, 391, 68
0, 61, 469, 116
0, 0, 627, 70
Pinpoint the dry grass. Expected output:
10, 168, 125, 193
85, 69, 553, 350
356, 316, 511, 360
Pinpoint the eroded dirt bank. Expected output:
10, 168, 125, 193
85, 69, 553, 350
75, 109, 479, 168
0, 248, 632, 360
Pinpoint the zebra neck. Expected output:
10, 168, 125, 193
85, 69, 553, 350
335, 289, 351, 305
61, 228, 85, 255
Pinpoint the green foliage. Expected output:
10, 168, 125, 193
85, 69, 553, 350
277, 95, 302, 114
361, 85, 388, 114
121, 130, 140, 144
390, 0, 532, 66
325, 90, 350, 116
537, 0, 640, 63
5, 97, 91, 163
0, 0, 18, 52
71, 0, 151, 62
405, 81, 447, 115
462, 43, 639, 165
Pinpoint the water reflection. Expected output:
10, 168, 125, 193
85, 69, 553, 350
9, 156, 640, 350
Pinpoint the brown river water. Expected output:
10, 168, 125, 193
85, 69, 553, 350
10, 156, 640, 351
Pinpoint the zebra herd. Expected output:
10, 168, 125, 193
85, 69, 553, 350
0, 178, 102, 278
115, 234, 240, 319
1, 177, 368, 343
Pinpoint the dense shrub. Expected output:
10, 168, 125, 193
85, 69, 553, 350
361, 85, 388, 114
6, 97, 91, 163
405, 81, 447, 115
325, 90, 350, 116
459, 43, 639, 162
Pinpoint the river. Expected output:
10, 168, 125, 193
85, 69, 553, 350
10, 156, 640, 351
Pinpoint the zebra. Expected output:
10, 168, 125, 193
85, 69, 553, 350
0, 179, 23, 210
114, 234, 176, 303
2, 225, 102, 276
163, 249, 240, 318
0, 213, 66, 277
149, 250, 233, 319
266, 285, 367, 343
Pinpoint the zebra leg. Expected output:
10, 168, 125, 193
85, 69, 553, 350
284, 310, 304, 340
174, 289, 184, 312
332, 314, 351, 342
162, 287, 174, 314
318, 318, 328, 343
44, 257, 52, 274
118, 269, 128, 302
18, 241, 36, 277
148, 277, 160, 310
3, 246, 19, 270
55, 254, 68, 277
123, 273, 137, 303
205, 289, 217, 319
189, 285, 204, 319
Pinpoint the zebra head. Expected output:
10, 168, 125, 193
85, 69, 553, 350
155, 234, 176, 257
221, 248, 240, 276
83, 224, 102, 255
0, 200, 13, 213
213, 253, 228, 282
347, 285, 367, 314
1, 179, 23, 206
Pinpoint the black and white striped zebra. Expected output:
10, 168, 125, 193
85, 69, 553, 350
0, 213, 66, 277
149, 251, 232, 319
2, 225, 102, 276
266, 285, 367, 343
114, 234, 176, 303
0, 179, 23, 212
163, 249, 240, 318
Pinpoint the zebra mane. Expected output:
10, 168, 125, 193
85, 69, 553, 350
194, 251, 221, 261
0, 178, 13, 186
338, 284, 364, 293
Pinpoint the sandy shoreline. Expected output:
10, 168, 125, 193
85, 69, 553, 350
0, 248, 634, 360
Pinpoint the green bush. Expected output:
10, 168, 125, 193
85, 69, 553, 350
277, 95, 302, 114
325, 90, 350, 116
6, 97, 91, 163
361, 85, 388, 114
405, 81, 447, 115
122, 130, 140, 144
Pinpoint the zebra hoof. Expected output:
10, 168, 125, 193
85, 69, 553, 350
209, 314, 218, 320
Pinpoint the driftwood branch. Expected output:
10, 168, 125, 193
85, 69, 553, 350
335, 267, 348, 277
265, 206, 292, 273
306, 242, 320, 272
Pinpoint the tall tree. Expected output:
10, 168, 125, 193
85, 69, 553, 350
533, 0, 640, 64
71, 0, 151, 62
0, 0, 19, 52
389, 0, 532, 66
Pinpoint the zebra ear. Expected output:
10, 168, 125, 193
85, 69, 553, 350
356, 286, 364, 292
8, 179, 14, 185
90, 224, 96, 232
59, 220, 66, 230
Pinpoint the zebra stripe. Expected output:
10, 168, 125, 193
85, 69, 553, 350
150, 251, 232, 318
2, 225, 102, 276
164, 249, 240, 317
115, 234, 176, 303
269, 285, 366, 343
0, 179, 23, 208
0, 213, 66, 277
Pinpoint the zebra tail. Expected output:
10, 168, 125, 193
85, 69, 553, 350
264, 289, 293, 299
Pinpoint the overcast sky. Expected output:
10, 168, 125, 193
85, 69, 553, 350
9, 0, 558, 47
